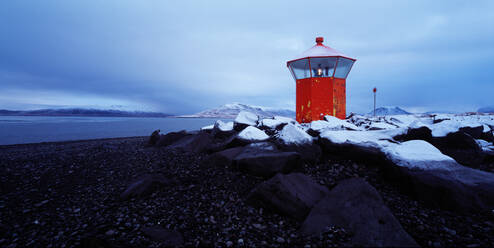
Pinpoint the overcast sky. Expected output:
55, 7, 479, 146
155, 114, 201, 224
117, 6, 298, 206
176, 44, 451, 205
1, 0, 493, 114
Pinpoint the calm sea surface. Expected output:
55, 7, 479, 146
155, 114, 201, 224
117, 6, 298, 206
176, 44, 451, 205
0, 116, 226, 145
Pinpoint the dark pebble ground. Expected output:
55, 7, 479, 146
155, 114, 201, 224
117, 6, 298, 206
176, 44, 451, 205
0, 137, 493, 247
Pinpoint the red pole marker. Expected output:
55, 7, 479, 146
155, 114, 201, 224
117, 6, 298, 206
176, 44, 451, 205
373, 87, 377, 116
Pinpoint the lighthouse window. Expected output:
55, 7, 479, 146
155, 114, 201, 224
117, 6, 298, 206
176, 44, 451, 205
309, 57, 337, 77
289, 59, 311, 79
334, 57, 355, 79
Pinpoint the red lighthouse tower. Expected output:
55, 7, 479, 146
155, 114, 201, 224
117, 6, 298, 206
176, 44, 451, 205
287, 37, 356, 123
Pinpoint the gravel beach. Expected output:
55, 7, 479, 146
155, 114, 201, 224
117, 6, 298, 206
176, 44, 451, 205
0, 136, 493, 247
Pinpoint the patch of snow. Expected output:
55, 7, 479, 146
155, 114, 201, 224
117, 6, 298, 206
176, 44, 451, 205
320, 130, 393, 148
214, 120, 234, 132
321, 129, 459, 171
476, 139, 494, 152
274, 116, 296, 124
483, 124, 491, 133
382, 140, 459, 170
259, 118, 284, 129
368, 121, 397, 130
293, 44, 351, 60
429, 119, 483, 137
235, 111, 259, 126
322, 115, 360, 130
310, 120, 335, 132
238, 126, 269, 141
259, 116, 296, 129
201, 124, 214, 130
277, 123, 313, 145
347, 114, 370, 126
385, 115, 431, 128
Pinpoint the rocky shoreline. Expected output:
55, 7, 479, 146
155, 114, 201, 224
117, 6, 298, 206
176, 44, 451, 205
1, 112, 494, 247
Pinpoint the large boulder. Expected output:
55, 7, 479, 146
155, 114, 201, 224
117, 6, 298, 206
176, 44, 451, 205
300, 178, 418, 247
394, 126, 433, 142
247, 173, 329, 220
274, 123, 320, 163
141, 226, 184, 246
233, 146, 302, 178
168, 132, 213, 153
431, 131, 484, 167
207, 126, 269, 153
395, 127, 488, 169
276, 123, 313, 145
382, 140, 494, 212
318, 133, 386, 164
207, 146, 246, 168
459, 126, 484, 139
156, 130, 189, 147
386, 164, 494, 213
120, 174, 173, 200
320, 133, 494, 213
276, 142, 322, 165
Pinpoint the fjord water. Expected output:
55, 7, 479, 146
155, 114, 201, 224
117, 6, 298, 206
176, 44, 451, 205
0, 116, 223, 145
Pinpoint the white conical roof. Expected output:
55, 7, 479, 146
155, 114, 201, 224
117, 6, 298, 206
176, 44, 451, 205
288, 37, 355, 63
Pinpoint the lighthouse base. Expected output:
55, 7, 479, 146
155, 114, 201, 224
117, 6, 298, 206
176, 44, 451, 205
296, 77, 346, 123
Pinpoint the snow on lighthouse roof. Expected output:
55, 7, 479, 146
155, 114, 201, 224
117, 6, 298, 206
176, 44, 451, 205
287, 37, 355, 65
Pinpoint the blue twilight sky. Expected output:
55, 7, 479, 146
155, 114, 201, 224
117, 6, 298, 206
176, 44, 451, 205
1, 0, 493, 114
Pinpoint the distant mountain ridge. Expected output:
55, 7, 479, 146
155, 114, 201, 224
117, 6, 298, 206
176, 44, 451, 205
178, 103, 295, 119
367, 106, 410, 116
478, 106, 494, 113
0, 108, 171, 117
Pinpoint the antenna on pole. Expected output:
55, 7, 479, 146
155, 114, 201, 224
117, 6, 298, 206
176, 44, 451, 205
373, 87, 377, 117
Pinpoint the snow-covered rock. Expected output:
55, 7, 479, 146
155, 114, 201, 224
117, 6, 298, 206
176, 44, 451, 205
259, 118, 285, 129
214, 120, 234, 132
476, 139, 494, 152
201, 124, 214, 130
277, 123, 313, 145
238, 126, 269, 141
320, 130, 393, 148
273, 116, 296, 124
385, 115, 430, 129
382, 140, 459, 170
429, 119, 485, 137
309, 120, 335, 132
368, 121, 398, 130
321, 115, 360, 130
348, 113, 494, 137
234, 111, 259, 126
483, 124, 491, 133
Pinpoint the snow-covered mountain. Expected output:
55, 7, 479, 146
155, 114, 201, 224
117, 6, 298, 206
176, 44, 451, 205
0, 108, 171, 117
478, 106, 494, 113
178, 103, 295, 119
367, 106, 411, 116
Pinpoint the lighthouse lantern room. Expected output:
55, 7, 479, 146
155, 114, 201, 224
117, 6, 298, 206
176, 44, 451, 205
287, 37, 356, 123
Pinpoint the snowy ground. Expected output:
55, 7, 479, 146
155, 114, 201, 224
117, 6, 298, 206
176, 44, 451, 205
204, 112, 494, 171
